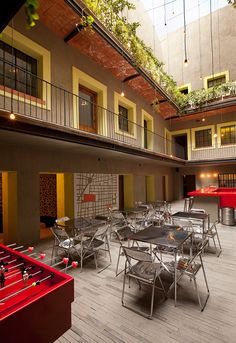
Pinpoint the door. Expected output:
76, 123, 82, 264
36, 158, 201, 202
173, 134, 188, 159
144, 119, 148, 149
183, 175, 196, 197
79, 85, 97, 133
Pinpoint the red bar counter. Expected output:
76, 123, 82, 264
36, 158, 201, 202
188, 187, 236, 222
0, 244, 74, 343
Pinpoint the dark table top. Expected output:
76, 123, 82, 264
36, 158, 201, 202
172, 211, 208, 220
64, 217, 106, 232
129, 225, 191, 250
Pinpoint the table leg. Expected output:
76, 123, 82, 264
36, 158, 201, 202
174, 252, 177, 307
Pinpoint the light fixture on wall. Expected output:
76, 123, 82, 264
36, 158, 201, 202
183, 0, 188, 66
120, 82, 125, 97
9, 113, 16, 120
213, 133, 217, 138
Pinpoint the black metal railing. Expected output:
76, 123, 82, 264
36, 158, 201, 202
1, 59, 235, 162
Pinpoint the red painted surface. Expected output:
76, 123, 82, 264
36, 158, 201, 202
188, 187, 236, 208
83, 194, 96, 202
0, 244, 74, 343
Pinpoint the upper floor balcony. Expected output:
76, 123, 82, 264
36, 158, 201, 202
0, 57, 184, 165
0, 57, 235, 164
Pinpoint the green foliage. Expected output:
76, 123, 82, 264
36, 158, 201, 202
25, 0, 39, 29
81, 15, 94, 30
82, 0, 236, 114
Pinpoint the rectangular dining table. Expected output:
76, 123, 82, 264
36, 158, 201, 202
129, 224, 192, 306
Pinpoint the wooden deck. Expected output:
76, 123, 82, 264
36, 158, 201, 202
37, 201, 236, 343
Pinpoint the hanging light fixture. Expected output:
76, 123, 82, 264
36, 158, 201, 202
210, 0, 214, 78
183, 0, 188, 66
198, 0, 202, 79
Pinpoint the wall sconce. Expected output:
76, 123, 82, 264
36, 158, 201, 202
200, 173, 205, 178
9, 113, 16, 120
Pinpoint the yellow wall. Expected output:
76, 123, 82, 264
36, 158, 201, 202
146, 175, 155, 202
56, 173, 74, 219
123, 174, 133, 208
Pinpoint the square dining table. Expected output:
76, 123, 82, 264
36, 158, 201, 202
129, 224, 192, 306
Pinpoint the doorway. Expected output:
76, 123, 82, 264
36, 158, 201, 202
173, 134, 188, 159
183, 175, 196, 197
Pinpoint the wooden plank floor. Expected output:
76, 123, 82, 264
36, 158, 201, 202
37, 201, 236, 343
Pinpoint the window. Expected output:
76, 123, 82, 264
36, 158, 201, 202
178, 84, 191, 95
207, 75, 226, 88
179, 87, 189, 94
204, 71, 229, 89
114, 92, 136, 137
218, 173, 236, 187
220, 125, 236, 145
118, 105, 129, 132
0, 41, 37, 97
195, 129, 212, 148
79, 85, 97, 133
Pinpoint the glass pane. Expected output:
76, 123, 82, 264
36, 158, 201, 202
195, 129, 212, 148
118, 105, 129, 132
221, 125, 236, 145
79, 91, 93, 127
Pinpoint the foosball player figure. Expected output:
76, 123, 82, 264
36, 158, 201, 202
0, 264, 6, 288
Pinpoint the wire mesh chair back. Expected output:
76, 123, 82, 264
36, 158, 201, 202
51, 226, 71, 246
82, 223, 111, 271
123, 247, 152, 263
50, 225, 76, 261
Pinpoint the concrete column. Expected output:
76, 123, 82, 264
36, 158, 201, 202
17, 170, 40, 244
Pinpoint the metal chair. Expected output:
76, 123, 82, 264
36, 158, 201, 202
82, 223, 112, 272
109, 209, 128, 238
115, 226, 148, 276
204, 220, 222, 257
121, 247, 166, 319
50, 225, 81, 262
175, 239, 210, 311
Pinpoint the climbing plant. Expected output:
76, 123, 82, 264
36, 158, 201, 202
25, 0, 39, 28
82, 0, 236, 114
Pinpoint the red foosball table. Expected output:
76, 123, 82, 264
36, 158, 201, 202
0, 244, 74, 343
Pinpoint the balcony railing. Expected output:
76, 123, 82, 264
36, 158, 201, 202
189, 143, 236, 161
0, 58, 184, 159
2, 59, 234, 162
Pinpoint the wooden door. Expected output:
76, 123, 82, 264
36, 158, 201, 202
79, 85, 97, 133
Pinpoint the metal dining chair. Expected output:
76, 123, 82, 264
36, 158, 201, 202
121, 247, 166, 319
50, 225, 82, 262
175, 239, 210, 311
204, 220, 222, 257
82, 223, 112, 272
